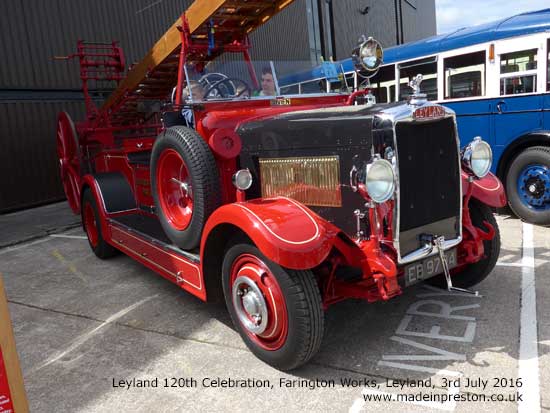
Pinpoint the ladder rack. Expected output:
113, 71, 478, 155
101, 0, 295, 125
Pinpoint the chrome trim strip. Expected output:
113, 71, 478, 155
399, 237, 462, 265
375, 102, 463, 264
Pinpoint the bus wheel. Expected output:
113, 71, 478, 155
222, 243, 324, 371
506, 146, 550, 226
82, 189, 118, 259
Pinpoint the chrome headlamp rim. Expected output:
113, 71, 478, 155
232, 169, 253, 190
365, 158, 396, 203
352, 36, 383, 74
462, 137, 492, 178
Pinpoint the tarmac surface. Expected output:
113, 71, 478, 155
0, 203, 549, 412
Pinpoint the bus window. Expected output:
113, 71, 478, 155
368, 64, 396, 103
547, 39, 549, 91
443, 51, 485, 99
499, 48, 538, 95
300, 79, 325, 94
280, 84, 299, 94
398, 57, 438, 100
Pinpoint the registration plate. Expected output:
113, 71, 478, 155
403, 249, 457, 286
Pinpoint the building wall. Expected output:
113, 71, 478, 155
0, 0, 434, 212
326, 0, 436, 60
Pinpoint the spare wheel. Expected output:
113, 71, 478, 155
151, 126, 221, 250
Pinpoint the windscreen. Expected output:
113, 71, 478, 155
180, 58, 351, 103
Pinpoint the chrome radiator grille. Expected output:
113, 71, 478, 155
395, 117, 461, 257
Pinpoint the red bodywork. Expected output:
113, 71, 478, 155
57, 12, 506, 310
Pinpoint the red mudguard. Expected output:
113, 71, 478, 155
201, 197, 339, 270
461, 171, 506, 208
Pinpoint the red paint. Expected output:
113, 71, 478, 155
413, 105, 446, 120
110, 225, 205, 300
462, 171, 507, 207
0, 348, 14, 413
201, 197, 338, 270
56, 112, 81, 214
229, 253, 288, 350
208, 128, 242, 160
83, 202, 99, 248
156, 149, 194, 231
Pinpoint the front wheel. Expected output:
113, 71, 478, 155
222, 244, 324, 371
427, 200, 500, 289
506, 146, 550, 226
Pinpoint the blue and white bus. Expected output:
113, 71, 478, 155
281, 9, 550, 225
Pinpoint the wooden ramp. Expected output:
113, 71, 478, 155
103, 0, 295, 125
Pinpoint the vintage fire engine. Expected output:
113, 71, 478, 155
55, 0, 506, 370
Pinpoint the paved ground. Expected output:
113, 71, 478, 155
0, 205, 548, 412
0, 202, 79, 248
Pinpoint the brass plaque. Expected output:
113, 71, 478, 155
271, 97, 291, 106
259, 156, 342, 207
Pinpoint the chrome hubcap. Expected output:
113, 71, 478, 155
232, 276, 268, 334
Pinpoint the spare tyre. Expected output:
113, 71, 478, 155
151, 126, 221, 250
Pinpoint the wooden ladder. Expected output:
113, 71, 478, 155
103, 0, 295, 125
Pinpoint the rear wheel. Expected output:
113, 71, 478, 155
506, 146, 550, 226
56, 111, 82, 214
82, 189, 118, 259
427, 200, 500, 289
222, 244, 324, 371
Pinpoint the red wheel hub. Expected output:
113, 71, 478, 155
156, 149, 194, 231
56, 112, 81, 214
230, 254, 288, 351
83, 202, 99, 248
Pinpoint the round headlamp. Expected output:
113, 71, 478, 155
462, 137, 492, 178
365, 158, 395, 203
232, 169, 253, 190
352, 36, 383, 74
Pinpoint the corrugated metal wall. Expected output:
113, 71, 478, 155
0, 0, 310, 213
0, 101, 86, 211
327, 0, 436, 60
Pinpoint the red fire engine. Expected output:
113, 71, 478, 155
56, 0, 506, 370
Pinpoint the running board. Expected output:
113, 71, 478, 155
107, 214, 205, 300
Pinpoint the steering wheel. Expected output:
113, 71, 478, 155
203, 78, 251, 100
199, 73, 228, 89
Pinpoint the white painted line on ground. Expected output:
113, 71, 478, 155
496, 262, 524, 268
49, 234, 87, 240
31, 294, 159, 373
518, 223, 540, 413
0, 237, 52, 256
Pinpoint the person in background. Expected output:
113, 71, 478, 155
181, 81, 205, 128
255, 67, 277, 96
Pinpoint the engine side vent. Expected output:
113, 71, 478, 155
259, 156, 342, 207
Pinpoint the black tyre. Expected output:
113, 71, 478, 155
82, 188, 118, 259
151, 126, 221, 250
506, 146, 550, 226
427, 200, 500, 289
222, 243, 324, 371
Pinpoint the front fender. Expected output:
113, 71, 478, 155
201, 197, 339, 270
461, 171, 506, 207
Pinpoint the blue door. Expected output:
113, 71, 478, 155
492, 94, 544, 167
443, 99, 493, 166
